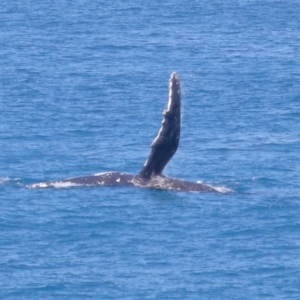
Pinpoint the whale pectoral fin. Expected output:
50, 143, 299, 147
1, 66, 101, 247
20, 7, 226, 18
139, 72, 181, 179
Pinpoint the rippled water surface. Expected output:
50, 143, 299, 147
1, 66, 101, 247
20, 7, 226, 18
1, 1, 300, 299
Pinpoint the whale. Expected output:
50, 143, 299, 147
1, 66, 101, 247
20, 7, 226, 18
28, 73, 218, 192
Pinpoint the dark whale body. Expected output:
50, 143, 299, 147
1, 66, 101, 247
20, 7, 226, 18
29, 73, 218, 192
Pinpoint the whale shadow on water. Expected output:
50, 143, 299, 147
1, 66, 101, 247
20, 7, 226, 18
28, 73, 222, 193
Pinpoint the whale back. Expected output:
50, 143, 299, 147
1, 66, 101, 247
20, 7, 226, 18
139, 72, 181, 179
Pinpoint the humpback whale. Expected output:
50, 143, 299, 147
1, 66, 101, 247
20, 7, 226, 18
28, 73, 218, 192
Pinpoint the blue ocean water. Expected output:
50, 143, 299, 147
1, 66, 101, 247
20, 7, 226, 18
1, 0, 300, 298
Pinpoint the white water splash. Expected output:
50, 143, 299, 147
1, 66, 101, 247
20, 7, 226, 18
0, 177, 10, 184
213, 186, 233, 193
27, 181, 84, 188
197, 180, 233, 193
0, 177, 22, 187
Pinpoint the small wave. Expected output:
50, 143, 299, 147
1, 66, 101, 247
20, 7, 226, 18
93, 172, 109, 176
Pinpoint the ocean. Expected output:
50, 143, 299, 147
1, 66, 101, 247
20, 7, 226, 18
1, 0, 300, 299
